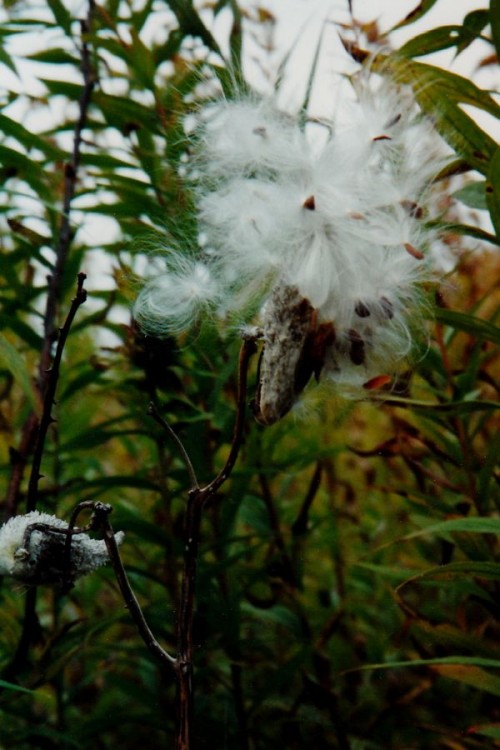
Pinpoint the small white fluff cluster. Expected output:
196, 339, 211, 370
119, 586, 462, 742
134, 75, 449, 419
0, 511, 124, 586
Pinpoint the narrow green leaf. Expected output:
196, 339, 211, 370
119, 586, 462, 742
345, 655, 500, 673
399, 26, 476, 58
228, 0, 243, 71
27, 48, 79, 65
462, 9, 490, 36
391, 0, 439, 29
92, 91, 161, 134
129, 28, 156, 89
486, 147, 500, 236
242, 602, 302, 635
46, 0, 73, 35
477, 430, 500, 511
0, 335, 41, 414
394, 516, 500, 544
371, 395, 498, 414
0, 679, 33, 694
398, 561, 500, 590
131, 0, 155, 33
434, 308, 500, 344
40, 78, 83, 99
490, 0, 500, 61
0, 113, 65, 161
437, 220, 499, 246
154, 29, 184, 66
382, 56, 500, 171
432, 664, 500, 697
0, 313, 44, 348
457, 10, 490, 54
0, 39, 18, 74
453, 181, 488, 210
0, 144, 48, 194
166, 0, 224, 59
396, 59, 500, 119
468, 724, 500, 740
301, 17, 327, 115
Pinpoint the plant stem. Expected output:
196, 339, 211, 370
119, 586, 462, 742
26, 273, 87, 512
94, 503, 177, 671
172, 338, 256, 749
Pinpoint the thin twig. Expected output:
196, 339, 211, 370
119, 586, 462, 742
174, 338, 256, 749
203, 337, 257, 494
92, 503, 177, 670
291, 460, 323, 537
148, 403, 200, 490
26, 273, 87, 512
62, 499, 101, 592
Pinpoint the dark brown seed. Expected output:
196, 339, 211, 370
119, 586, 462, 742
347, 329, 365, 366
400, 200, 423, 219
372, 134, 391, 142
355, 300, 371, 318
252, 126, 267, 137
302, 195, 316, 211
380, 296, 394, 319
383, 113, 402, 129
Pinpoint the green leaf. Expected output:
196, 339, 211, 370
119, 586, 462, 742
0, 39, 18, 74
301, 16, 327, 115
46, 0, 73, 35
79, 152, 138, 170
242, 602, 302, 635
0, 334, 41, 414
346, 655, 500, 673
434, 309, 500, 345
228, 0, 243, 71
92, 91, 161, 134
0, 113, 65, 161
383, 56, 500, 172
129, 27, 157, 89
40, 78, 83, 99
0, 679, 33, 694
453, 181, 488, 210
432, 664, 500, 698
477, 430, 500, 512
468, 724, 500, 740
398, 561, 500, 590
491, 0, 500, 60
399, 26, 477, 58
0, 313, 44, 348
392, 516, 500, 545
486, 147, 500, 236
436, 220, 499, 246
165, 0, 223, 59
372, 395, 498, 415
457, 11, 490, 55
461, 9, 490, 40
0, 144, 48, 194
27, 48, 79, 65
391, 0, 439, 29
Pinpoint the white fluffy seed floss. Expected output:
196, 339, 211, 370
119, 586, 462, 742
0, 511, 124, 586
134, 74, 452, 424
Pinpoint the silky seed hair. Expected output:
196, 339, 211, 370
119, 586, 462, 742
134, 72, 451, 404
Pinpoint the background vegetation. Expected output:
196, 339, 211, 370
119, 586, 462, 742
0, 0, 499, 747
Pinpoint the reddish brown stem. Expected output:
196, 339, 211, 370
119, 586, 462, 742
168, 339, 256, 749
